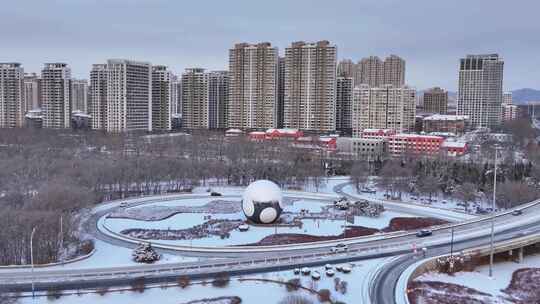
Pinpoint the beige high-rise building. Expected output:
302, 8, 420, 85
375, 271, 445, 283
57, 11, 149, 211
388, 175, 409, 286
207, 71, 229, 129
277, 56, 285, 128
71, 79, 88, 113
357, 56, 383, 87
383, 55, 406, 87
0, 63, 25, 128
151, 65, 174, 131
336, 77, 353, 132
228, 42, 278, 129
24, 73, 40, 111
338, 59, 356, 78
457, 54, 504, 129
357, 55, 406, 87
89, 64, 108, 130
423, 87, 448, 114
41, 63, 71, 129
181, 68, 209, 129
106, 59, 152, 132
284, 40, 337, 132
352, 84, 416, 137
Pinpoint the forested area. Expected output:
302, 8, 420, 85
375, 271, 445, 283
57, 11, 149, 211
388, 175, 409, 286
0, 129, 327, 265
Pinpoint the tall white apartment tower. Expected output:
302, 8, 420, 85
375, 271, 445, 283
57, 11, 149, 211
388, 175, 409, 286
228, 42, 278, 129
0, 63, 25, 128
41, 63, 71, 128
181, 68, 209, 129
151, 65, 173, 131
336, 77, 353, 132
207, 71, 229, 129
284, 40, 337, 132
89, 64, 108, 130
24, 73, 40, 111
106, 59, 152, 132
352, 84, 416, 136
457, 54, 504, 129
71, 79, 88, 113
383, 55, 406, 87
503, 91, 512, 105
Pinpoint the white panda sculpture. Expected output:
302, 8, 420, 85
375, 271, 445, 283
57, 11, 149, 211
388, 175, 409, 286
242, 180, 284, 224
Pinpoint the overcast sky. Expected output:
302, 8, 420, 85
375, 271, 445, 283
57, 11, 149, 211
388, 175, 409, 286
2, 0, 539, 91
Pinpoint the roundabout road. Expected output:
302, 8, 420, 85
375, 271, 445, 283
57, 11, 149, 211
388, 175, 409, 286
2, 182, 540, 298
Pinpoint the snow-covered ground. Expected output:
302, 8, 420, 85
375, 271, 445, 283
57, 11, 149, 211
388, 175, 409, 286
18, 257, 390, 304
102, 195, 414, 247
415, 253, 540, 302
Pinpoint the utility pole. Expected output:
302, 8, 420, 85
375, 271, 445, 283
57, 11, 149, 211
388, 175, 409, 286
30, 227, 37, 298
489, 147, 499, 277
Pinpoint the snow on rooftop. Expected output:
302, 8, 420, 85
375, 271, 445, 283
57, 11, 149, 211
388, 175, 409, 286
442, 141, 467, 148
423, 114, 470, 121
266, 128, 300, 134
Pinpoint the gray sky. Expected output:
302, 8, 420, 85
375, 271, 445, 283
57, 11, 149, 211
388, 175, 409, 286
2, 0, 539, 91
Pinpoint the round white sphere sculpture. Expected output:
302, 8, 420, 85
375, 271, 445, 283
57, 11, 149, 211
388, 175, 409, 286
242, 180, 283, 224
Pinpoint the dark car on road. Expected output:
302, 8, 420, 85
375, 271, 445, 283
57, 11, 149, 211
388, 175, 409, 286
416, 229, 433, 238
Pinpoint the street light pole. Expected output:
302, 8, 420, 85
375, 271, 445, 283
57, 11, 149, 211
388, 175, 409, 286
489, 147, 499, 278
30, 227, 37, 298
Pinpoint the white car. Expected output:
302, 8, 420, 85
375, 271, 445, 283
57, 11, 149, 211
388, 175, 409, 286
330, 243, 348, 253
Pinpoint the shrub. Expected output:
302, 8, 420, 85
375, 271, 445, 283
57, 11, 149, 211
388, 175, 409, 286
96, 286, 109, 296
178, 275, 191, 288
46, 287, 62, 301
318, 289, 331, 302
285, 278, 302, 292
211, 272, 230, 288
131, 277, 146, 293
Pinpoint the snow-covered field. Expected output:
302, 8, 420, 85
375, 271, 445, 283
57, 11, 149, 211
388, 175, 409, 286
102, 195, 414, 247
415, 253, 540, 302
18, 257, 390, 304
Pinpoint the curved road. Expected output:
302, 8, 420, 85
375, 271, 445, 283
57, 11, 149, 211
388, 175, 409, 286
1, 182, 540, 301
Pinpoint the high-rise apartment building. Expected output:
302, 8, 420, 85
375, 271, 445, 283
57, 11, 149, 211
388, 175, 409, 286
71, 79, 88, 113
0, 63, 25, 128
171, 74, 180, 115
336, 77, 353, 132
181, 68, 208, 129
423, 87, 448, 114
338, 59, 356, 78
352, 84, 416, 137
383, 55, 406, 87
503, 91, 512, 105
24, 73, 40, 111
277, 56, 285, 128
357, 56, 383, 87
207, 71, 229, 129
41, 63, 71, 128
284, 40, 337, 132
457, 54, 504, 129
228, 42, 278, 129
356, 55, 406, 87
89, 64, 108, 130
106, 59, 152, 132
151, 65, 173, 131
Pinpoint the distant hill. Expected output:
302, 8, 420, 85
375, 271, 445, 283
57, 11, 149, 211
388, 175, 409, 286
511, 88, 540, 104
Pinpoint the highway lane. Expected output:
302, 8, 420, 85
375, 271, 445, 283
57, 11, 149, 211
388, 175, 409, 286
370, 219, 540, 304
